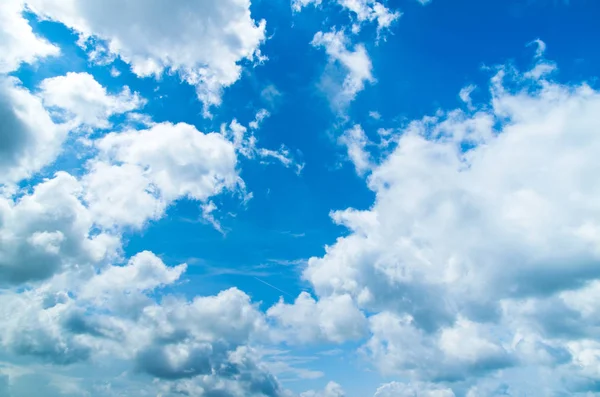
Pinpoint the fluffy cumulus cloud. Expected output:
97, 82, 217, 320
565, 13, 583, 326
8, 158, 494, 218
0, 172, 118, 286
0, 76, 65, 184
301, 381, 345, 397
312, 30, 374, 108
0, 72, 143, 185
297, 58, 600, 393
84, 122, 242, 229
0, 127, 292, 396
23, 0, 266, 113
365, 312, 513, 382
268, 292, 367, 344
0, 9, 302, 392
39, 72, 145, 130
0, 0, 59, 73
335, 0, 400, 33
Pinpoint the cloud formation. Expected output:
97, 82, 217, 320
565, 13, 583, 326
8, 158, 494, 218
0, 76, 65, 183
85, 122, 242, 229
24, 0, 266, 113
289, 58, 600, 393
2, 0, 600, 395
0, 0, 59, 73
312, 29, 374, 108
39, 72, 145, 130
293, 0, 400, 34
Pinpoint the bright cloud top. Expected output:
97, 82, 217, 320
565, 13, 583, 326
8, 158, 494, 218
293, 0, 400, 34
24, 0, 266, 113
297, 61, 600, 393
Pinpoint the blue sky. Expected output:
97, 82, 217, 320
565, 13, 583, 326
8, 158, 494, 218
2, 0, 600, 396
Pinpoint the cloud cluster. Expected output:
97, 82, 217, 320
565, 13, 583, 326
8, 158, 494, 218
293, 0, 400, 34
0, 30, 143, 184
84, 122, 242, 229
0, 172, 119, 286
4, 0, 600, 395
23, 0, 266, 113
0, 0, 59, 73
39, 72, 146, 131
277, 58, 600, 393
0, 8, 299, 395
0, 249, 290, 396
301, 382, 345, 397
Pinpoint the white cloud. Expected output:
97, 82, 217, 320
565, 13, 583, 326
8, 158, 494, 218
337, 0, 400, 33
25, 0, 266, 113
261, 84, 283, 108
0, 130, 292, 394
302, 58, 600, 391
312, 30, 374, 107
0, 171, 118, 285
80, 250, 186, 303
292, 0, 322, 12
82, 161, 166, 230
528, 38, 547, 58
439, 318, 510, 366
366, 312, 512, 381
39, 72, 145, 130
249, 108, 271, 130
0, 0, 59, 73
0, 4, 333, 395
374, 381, 455, 397
77, 112, 296, 234
0, 170, 295, 395
0, 76, 65, 184
263, 350, 325, 381
301, 381, 345, 397
293, 0, 400, 34
369, 110, 381, 120
268, 292, 368, 344
339, 124, 372, 176
2, 0, 594, 394
307, 61, 600, 314
224, 119, 298, 170
84, 122, 241, 229
0, 72, 144, 185
258, 147, 296, 168
458, 84, 476, 109
201, 200, 225, 234
0, 245, 288, 396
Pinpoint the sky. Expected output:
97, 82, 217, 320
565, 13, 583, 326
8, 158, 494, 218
1, 0, 600, 396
